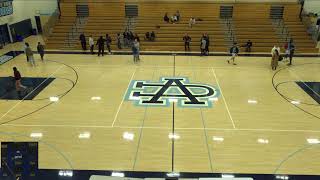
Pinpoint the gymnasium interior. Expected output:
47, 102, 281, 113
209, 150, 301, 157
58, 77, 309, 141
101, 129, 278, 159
0, 0, 320, 180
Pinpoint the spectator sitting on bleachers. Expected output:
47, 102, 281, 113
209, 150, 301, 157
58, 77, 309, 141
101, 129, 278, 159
164, 13, 170, 23
145, 32, 150, 41
171, 15, 178, 23
134, 33, 140, 42
176, 10, 181, 22
150, 31, 156, 41
189, 17, 196, 28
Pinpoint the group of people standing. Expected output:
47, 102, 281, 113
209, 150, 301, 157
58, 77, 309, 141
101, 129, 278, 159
80, 32, 141, 63
271, 39, 295, 70
24, 42, 45, 67
80, 32, 140, 57
182, 33, 209, 55
14, 42, 45, 92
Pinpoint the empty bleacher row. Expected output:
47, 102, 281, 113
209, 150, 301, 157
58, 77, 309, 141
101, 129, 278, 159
45, 1, 318, 53
45, 0, 125, 50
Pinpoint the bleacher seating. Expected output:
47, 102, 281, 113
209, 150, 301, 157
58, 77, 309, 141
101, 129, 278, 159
45, 1, 319, 53
136, 2, 226, 52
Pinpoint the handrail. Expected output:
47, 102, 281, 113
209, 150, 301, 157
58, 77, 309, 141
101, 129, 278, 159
42, 9, 60, 42
300, 12, 319, 42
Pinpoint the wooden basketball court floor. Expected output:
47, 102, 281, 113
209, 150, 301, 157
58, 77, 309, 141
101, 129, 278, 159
0, 52, 320, 175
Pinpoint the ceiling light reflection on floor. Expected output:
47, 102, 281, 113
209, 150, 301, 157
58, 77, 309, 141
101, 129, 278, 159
307, 138, 320, 144
123, 132, 134, 141
49, 96, 59, 102
91, 96, 101, 101
213, 136, 224, 142
290, 100, 300, 105
248, 99, 258, 104
79, 132, 91, 139
257, 138, 269, 144
30, 133, 43, 138
168, 133, 180, 140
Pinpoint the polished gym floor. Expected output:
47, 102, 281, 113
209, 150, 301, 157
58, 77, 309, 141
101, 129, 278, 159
0, 39, 320, 176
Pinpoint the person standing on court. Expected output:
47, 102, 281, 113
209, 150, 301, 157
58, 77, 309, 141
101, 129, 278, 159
204, 33, 210, 55
105, 34, 112, 54
25, 43, 36, 67
117, 33, 122, 49
183, 33, 191, 51
228, 43, 239, 65
288, 39, 295, 65
37, 42, 45, 61
23, 42, 29, 62
132, 38, 140, 63
13, 67, 27, 91
200, 36, 206, 56
271, 47, 279, 70
79, 33, 86, 51
89, 35, 94, 54
96, 36, 105, 56
244, 40, 253, 53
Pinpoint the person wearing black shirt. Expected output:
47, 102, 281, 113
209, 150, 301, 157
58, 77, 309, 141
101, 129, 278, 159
37, 42, 45, 61
228, 43, 239, 65
245, 40, 253, 53
164, 13, 169, 23
145, 32, 150, 41
79, 33, 86, 51
96, 36, 105, 56
288, 39, 295, 65
183, 33, 191, 51
204, 33, 210, 55
134, 33, 140, 42
150, 31, 156, 41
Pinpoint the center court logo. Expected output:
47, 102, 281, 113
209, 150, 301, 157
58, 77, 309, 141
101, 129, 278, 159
125, 77, 220, 108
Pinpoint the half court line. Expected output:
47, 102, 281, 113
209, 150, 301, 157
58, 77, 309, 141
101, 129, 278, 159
211, 68, 236, 129
0, 65, 65, 122
111, 67, 137, 127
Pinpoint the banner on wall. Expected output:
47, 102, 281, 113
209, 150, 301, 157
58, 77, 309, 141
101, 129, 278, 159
0, 0, 13, 17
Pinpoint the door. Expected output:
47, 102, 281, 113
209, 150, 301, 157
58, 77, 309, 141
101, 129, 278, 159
35, 16, 42, 33
0, 24, 10, 46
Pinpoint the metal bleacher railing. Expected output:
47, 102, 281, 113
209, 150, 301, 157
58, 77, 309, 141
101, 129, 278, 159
42, 9, 60, 42
300, 10, 320, 43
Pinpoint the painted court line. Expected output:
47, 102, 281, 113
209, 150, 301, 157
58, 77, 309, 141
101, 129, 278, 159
111, 68, 137, 127
211, 68, 236, 129
4, 123, 320, 133
288, 68, 320, 99
74, 64, 260, 70
0, 65, 64, 122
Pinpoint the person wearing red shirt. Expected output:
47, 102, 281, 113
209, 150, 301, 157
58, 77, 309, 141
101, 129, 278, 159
13, 67, 26, 91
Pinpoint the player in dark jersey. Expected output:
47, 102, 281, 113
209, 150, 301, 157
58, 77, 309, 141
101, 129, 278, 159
13, 67, 26, 91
